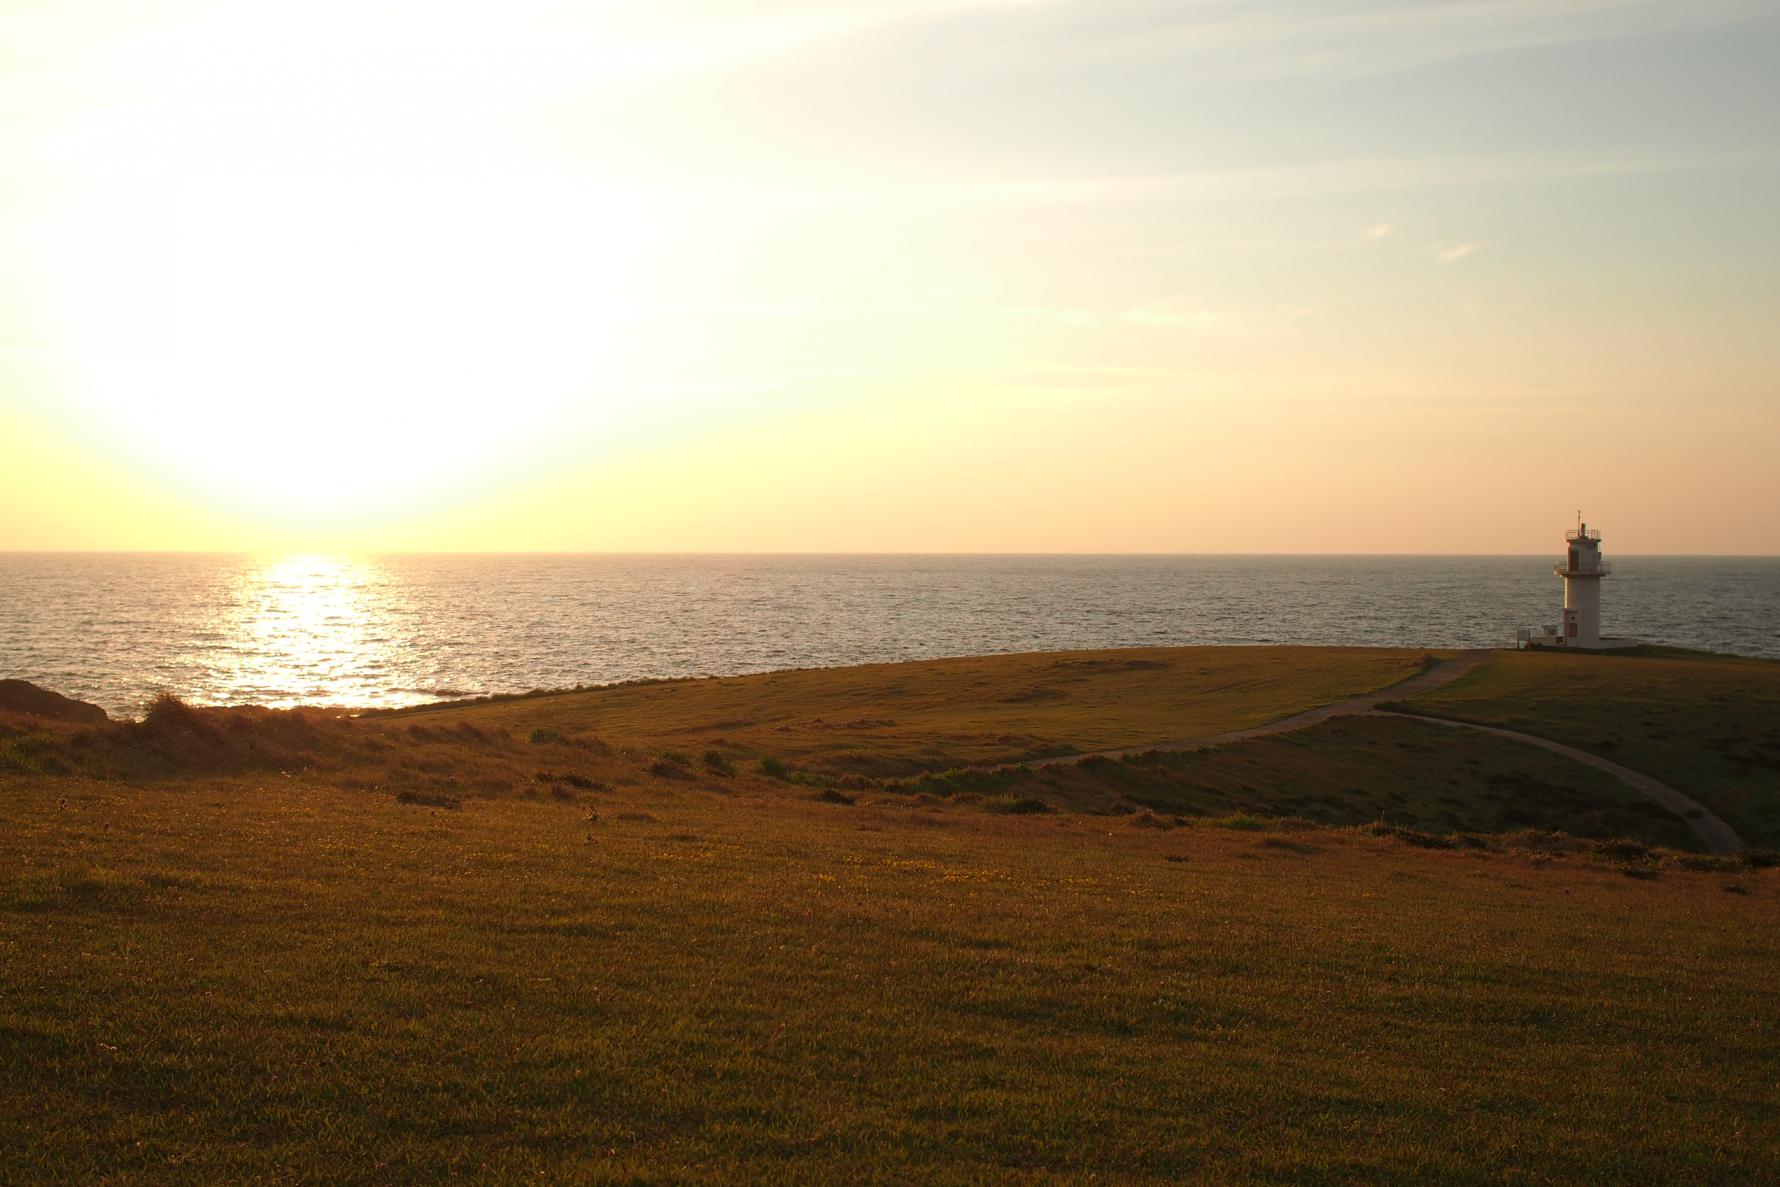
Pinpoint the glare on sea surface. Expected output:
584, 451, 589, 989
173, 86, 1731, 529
213, 555, 399, 709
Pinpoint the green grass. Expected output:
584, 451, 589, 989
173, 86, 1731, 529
4, 773, 1777, 1184
375, 646, 1443, 776
968, 714, 1700, 849
1404, 649, 1780, 848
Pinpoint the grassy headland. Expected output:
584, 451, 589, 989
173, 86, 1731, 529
4, 645, 1779, 1182
1402, 648, 1780, 848
377, 646, 1442, 776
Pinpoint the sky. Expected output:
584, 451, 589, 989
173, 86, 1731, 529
3, 0, 1778, 554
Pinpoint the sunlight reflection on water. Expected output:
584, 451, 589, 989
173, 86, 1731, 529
211, 556, 398, 709
3, 553, 1778, 718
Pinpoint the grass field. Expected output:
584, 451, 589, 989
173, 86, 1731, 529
1403, 648, 1780, 848
6, 645, 1779, 1182
944, 714, 1701, 849
4, 773, 1777, 1185
379, 646, 1440, 776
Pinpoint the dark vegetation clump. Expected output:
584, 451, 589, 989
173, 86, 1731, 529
814, 788, 856, 805
884, 765, 1030, 800
1590, 838, 1655, 863
647, 754, 695, 780
1741, 849, 1780, 870
0, 729, 61, 775
61, 695, 371, 778
535, 771, 603, 791
984, 795, 1054, 815
530, 727, 568, 745
395, 790, 461, 810
757, 756, 791, 781
701, 749, 736, 778
1207, 813, 1271, 832
1363, 821, 1457, 849
1673, 854, 1740, 873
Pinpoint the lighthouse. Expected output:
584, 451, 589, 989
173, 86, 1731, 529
1517, 516, 1637, 650
1555, 518, 1608, 645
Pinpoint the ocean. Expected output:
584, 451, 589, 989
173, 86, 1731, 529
2, 553, 1776, 719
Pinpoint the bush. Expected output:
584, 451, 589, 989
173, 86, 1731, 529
1208, 813, 1269, 832
647, 755, 694, 781
757, 756, 790, 781
985, 796, 1054, 815
1363, 821, 1456, 849
535, 771, 603, 791
701, 750, 736, 778
530, 727, 567, 745
395, 790, 461, 810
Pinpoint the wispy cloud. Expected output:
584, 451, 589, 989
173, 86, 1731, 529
1434, 242, 1485, 265
1360, 222, 1394, 241
1070, 0, 1773, 79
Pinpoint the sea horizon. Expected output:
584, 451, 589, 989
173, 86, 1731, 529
7, 552, 1776, 719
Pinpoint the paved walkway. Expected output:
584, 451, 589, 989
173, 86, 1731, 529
1017, 648, 1746, 854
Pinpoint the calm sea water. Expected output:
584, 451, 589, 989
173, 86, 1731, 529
2, 553, 1776, 719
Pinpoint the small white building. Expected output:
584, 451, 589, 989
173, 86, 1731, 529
1517, 517, 1639, 651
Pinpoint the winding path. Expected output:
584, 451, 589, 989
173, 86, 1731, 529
1372, 711, 1744, 855
1020, 648, 1746, 855
1025, 648, 1495, 766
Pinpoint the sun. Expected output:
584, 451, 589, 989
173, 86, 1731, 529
43, 172, 660, 520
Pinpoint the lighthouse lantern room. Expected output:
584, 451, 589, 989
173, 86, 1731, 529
1516, 515, 1638, 651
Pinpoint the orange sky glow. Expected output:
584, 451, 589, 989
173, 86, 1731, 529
3, 1, 1777, 554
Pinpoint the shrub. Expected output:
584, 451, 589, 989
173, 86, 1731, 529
985, 796, 1054, 815
395, 790, 461, 810
0, 734, 60, 775
757, 756, 791, 781
530, 727, 567, 745
1363, 821, 1457, 849
701, 750, 736, 778
815, 788, 856, 805
1208, 813, 1269, 832
535, 771, 603, 791
647, 756, 694, 780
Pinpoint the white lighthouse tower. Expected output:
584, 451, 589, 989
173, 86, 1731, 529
1556, 517, 1607, 645
1518, 515, 1637, 650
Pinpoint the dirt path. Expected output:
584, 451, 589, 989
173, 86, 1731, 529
1025, 648, 1496, 768
1373, 711, 1745, 855
1019, 647, 1745, 854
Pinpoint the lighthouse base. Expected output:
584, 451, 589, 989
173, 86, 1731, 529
1515, 627, 1642, 652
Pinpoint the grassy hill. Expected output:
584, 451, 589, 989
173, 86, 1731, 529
1403, 648, 1780, 848
4, 645, 1779, 1182
376, 646, 1441, 776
